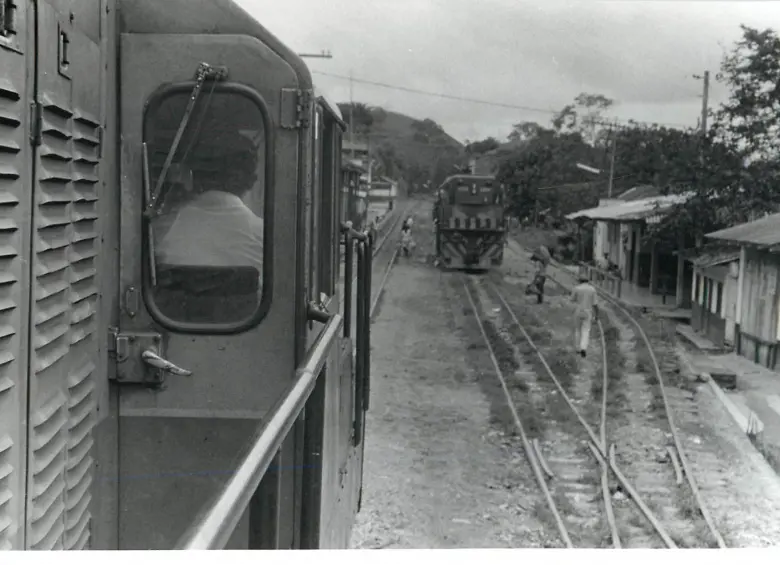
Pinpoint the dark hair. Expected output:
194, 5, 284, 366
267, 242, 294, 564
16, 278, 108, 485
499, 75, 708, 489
191, 132, 258, 196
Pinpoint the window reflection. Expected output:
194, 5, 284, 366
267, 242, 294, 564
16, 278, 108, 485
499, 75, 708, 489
144, 89, 266, 326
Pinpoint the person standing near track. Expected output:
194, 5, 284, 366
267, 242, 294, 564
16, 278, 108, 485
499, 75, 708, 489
526, 245, 551, 304
570, 274, 599, 357
400, 216, 414, 257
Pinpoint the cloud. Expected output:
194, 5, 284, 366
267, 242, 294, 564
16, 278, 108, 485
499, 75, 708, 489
235, 0, 780, 142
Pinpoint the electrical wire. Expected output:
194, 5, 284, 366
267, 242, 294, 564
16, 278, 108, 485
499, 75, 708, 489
312, 70, 695, 130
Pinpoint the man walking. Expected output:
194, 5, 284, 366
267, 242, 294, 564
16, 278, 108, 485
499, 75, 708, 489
525, 245, 551, 304
570, 274, 599, 357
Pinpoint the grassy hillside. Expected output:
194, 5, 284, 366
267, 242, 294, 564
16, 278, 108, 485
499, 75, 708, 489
341, 104, 465, 193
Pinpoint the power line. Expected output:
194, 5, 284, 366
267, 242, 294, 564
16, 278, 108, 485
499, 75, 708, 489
313, 70, 556, 115
313, 70, 695, 130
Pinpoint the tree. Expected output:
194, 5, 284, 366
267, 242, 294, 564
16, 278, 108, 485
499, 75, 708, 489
610, 125, 705, 195
552, 92, 615, 145
465, 137, 500, 155
411, 118, 449, 143
497, 131, 598, 219
648, 25, 780, 245
507, 121, 548, 144
337, 102, 374, 135
711, 25, 780, 219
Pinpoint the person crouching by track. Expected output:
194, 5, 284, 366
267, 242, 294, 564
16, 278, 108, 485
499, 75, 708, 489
525, 245, 551, 304
570, 274, 599, 358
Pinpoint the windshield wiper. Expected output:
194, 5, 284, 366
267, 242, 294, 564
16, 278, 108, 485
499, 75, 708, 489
144, 62, 228, 218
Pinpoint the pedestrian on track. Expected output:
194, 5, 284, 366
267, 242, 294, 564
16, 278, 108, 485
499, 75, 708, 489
570, 273, 599, 358
525, 245, 551, 304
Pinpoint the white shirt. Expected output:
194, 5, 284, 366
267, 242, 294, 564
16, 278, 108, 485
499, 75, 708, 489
571, 282, 598, 320
156, 191, 264, 274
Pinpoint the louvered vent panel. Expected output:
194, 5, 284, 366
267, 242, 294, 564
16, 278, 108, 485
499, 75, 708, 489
28, 393, 67, 550
26, 14, 103, 550
28, 99, 73, 550
69, 112, 100, 350
64, 108, 100, 551
0, 66, 26, 551
64, 363, 94, 550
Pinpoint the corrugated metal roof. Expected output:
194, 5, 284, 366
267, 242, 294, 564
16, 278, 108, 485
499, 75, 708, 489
343, 161, 367, 173
618, 185, 661, 201
706, 212, 780, 246
565, 192, 692, 222
688, 249, 740, 268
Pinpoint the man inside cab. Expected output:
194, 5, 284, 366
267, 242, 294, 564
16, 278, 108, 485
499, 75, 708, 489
156, 132, 264, 279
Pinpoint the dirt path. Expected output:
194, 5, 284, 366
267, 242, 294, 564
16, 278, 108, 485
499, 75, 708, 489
351, 200, 550, 548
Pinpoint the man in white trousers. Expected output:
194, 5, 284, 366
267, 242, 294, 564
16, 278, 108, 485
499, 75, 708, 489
570, 274, 599, 358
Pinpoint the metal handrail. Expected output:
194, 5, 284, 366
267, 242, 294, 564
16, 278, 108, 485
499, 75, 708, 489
176, 313, 344, 550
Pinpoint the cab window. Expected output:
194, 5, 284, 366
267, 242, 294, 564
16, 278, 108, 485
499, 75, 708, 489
142, 84, 271, 331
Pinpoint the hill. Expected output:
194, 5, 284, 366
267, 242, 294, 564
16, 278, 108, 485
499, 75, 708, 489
338, 103, 465, 193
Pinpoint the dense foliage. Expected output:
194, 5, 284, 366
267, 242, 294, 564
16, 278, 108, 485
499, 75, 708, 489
337, 102, 464, 193
471, 24, 780, 247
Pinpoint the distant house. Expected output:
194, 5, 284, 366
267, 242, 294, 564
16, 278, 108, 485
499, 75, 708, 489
706, 212, 780, 369
366, 176, 398, 221
685, 247, 740, 348
566, 188, 693, 306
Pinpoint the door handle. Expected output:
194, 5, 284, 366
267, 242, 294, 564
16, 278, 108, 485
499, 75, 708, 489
142, 349, 193, 377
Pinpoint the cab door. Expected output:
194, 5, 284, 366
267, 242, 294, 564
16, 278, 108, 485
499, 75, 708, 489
115, 32, 302, 549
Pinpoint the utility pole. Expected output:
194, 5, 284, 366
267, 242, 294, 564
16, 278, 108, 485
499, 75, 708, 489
349, 69, 355, 159
607, 120, 617, 198
298, 50, 333, 59
693, 70, 710, 132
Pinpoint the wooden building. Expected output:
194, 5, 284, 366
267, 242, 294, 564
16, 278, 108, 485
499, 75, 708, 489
687, 248, 740, 347
707, 213, 780, 369
567, 191, 693, 306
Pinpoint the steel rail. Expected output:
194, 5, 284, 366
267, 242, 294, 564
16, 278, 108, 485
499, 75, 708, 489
596, 318, 622, 548
505, 240, 725, 548
488, 280, 677, 548
589, 285, 727, 549
461, 278, 574, 548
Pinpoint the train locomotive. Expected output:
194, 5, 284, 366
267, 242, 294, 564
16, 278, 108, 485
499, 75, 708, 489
434, 174, 507, 270
1, 0, 376, 551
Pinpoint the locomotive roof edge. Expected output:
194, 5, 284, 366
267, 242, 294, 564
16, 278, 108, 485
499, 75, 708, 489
119, 0, 314, 90
438, 174, 499, 187
317, 91, 347, 129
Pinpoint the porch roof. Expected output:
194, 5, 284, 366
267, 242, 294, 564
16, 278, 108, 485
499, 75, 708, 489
687, 249, 740, 268
566, 192, 693, 223
706, 212, 780, 248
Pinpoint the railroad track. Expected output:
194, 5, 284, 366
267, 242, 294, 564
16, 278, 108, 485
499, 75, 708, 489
457, 258, 726, 548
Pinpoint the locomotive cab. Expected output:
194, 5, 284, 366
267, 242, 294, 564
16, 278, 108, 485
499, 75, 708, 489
0, 0, 368, 552
112, 1, 366, 550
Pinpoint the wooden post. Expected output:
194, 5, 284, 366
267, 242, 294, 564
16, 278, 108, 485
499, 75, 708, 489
736, 246, 746, 329
632, 225, 641, 286
676, 231, 685, 308
649, 239, 658, 294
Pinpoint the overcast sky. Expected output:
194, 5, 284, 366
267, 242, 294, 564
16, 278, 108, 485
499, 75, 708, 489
234, 0, 780, 143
